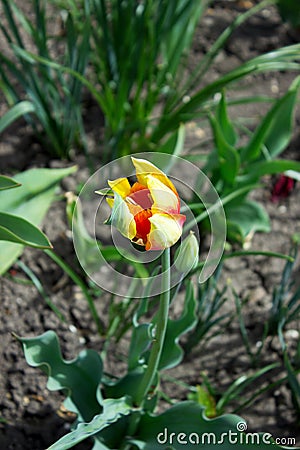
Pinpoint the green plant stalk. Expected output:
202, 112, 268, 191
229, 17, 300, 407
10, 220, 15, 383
135, 248, 170, 407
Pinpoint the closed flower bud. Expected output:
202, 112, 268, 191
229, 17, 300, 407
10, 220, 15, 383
175, 231, 199, 274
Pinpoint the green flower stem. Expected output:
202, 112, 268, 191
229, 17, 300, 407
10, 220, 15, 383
135, 248, 171, 406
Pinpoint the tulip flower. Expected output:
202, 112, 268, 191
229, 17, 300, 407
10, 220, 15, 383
271, 174, 295, 203
97, 157, 186, 250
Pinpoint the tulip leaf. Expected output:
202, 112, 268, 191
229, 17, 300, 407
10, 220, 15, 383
47, 398, 131, 450
0, 211, 52, 248
0, 166, 76, 274
159, 280, 197, 370
0, 175, 21, 191
16, 330, 103, 422
128, 323, 153, 371
226, 200, 270, 243
132, 401, 286, 449
103, 368, 147, 405
246, 159, 300, 179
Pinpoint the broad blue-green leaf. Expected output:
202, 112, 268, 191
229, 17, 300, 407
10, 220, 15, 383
104, 367, 145, 402
0, 101, 35, 134
241, 76, 300, 161
17, 330, 103, 422
0, 166, 76, 274
226, 200, 270, 242
47, 397, 131, 450
133, 401, 286, 449
128, 323, 153, 371
0, 211, 52, 248
91, 440, 111, 450
0, 175, 20, 190
225, 221, 245, 245
159, 280, 197, 370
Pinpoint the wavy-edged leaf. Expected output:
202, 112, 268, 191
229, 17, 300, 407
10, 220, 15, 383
133, 401, 287, 449
128, 323, 153, 371
47, 397, 131, 450
0, 211, 51, 248
0, 175, 21, 190
0, 166, 76, 274
17, 330, 103, 422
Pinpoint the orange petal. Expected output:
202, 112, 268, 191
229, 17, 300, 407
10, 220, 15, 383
134, 209, 152, 243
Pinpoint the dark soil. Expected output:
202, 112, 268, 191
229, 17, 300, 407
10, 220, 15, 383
0, 1, 300, 449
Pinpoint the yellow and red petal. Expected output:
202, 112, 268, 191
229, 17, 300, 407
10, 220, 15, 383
108, 177, 131, 198
110, 192, 136, 240
146, 212, 186, 251
131, 157, 178, 195
146, 174, 180, 215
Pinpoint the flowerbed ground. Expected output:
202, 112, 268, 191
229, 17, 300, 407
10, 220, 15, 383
0, 1, 300, 449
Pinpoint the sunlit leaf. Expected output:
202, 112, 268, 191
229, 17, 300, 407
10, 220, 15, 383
0, 175, 21, 190
0, 211, 52, 248
0, 166, 76, 274
188, 385, 217, 418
